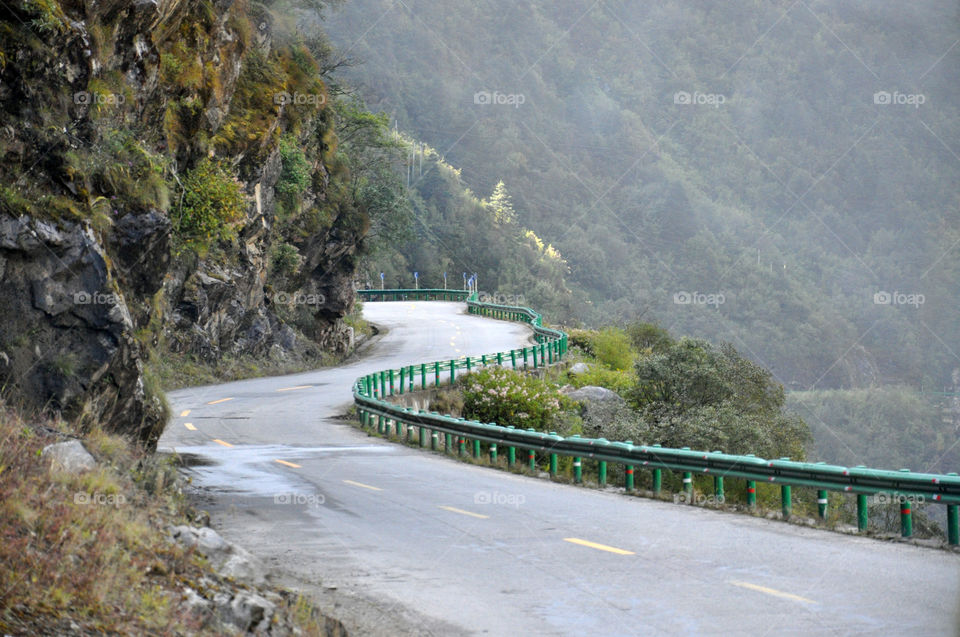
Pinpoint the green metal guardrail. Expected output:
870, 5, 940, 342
354, 292, 960, 545
357, 288, 470, 302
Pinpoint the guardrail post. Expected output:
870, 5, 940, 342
450, 359, 456, 385
523, 348, 528, 368
466, 357, 472, 373
548, 342, 553, 364
409, 365, 415, 389
625, 465, 635, 491
458, 437, 466, 456
490, 443, 497, 463
434, 361, 440, 387
714, 476, 724, 501
682, 471, 692, 496
817, 490, 828, 519
472, 439, 481, 459
407, 424, 415, 443
511, 350, 517, 369
652, 469, 662, 495
419, 426, 427, 447
857, 494, 868, 532
549, 452, 558, 477
781, 485, 792, 520
508, 446, 516, 466
747, 481, 757, 508
532, 346, 538, 369
573, 456, 582, 483
528, 449, 536, 471
445, 433, 452, 451
380, 371, 386, 397
396, 419, 403, 437
900, 497, 913, 538
497, 352, 503, 365
389, 369, 394, 395
420, 364, 426, 389
598, 461, 607, 487
431, 430, 438, 451
399, 368, 405, 393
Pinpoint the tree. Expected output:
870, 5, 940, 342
487, 180, 516, 225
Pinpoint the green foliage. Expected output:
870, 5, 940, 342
174, 158, 245, 246
787, 387, 956, 472
326, 0, 960, 397
275, 135, 312, 216
269, 241, 302, 279
487, 180, 516, 225
626, 338, 810, 458
590, 327, 635, 371
79, 128, 171, 212
461, 367, 567, 431
625, 322, 673, 354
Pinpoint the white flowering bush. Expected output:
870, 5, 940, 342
460, 367, 567, 430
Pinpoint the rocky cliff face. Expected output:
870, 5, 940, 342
0, 0, 366, 447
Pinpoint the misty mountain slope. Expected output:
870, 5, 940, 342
325, 0, 960, 391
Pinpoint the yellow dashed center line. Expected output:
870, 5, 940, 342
212, 439, 234, 448
207, 397, 234, 405
563, 538, 634, 555
179, 409, 191, 417
183, 422, 197, 431
438, 506, 489, 519
728, 580, 816, 604
276, 385, 311, 392
275, 459, 301, 468
342, 479, 382, 491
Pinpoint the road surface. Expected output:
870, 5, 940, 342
158, 301, 960, 636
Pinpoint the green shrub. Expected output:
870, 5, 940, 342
276, 135, 312, 216
269, 241, 301, 278
461, 367, 567, 431
174, 158, 245, 245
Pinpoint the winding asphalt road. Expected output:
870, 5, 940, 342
158, 302, 960, 636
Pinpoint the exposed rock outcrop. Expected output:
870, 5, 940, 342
0, 1, 367, 445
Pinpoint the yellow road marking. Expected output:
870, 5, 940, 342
207, 397, 233, 405
212, 439, 234, 447
180, 409, 191, 417
438, 506, 489, 519
563, 537, 634, 555
183, 422, 197, 431
728, 580, 816, 604
275, 459, 301, 468
343, 479, 382, 491
276, 385, 311, 392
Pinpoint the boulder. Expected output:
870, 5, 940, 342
170, 525, 268, 586
565, 385, 624, 404
569, 362, 591, 376
42, 440, 96, 473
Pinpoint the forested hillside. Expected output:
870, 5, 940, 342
325, 0, 960, 394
